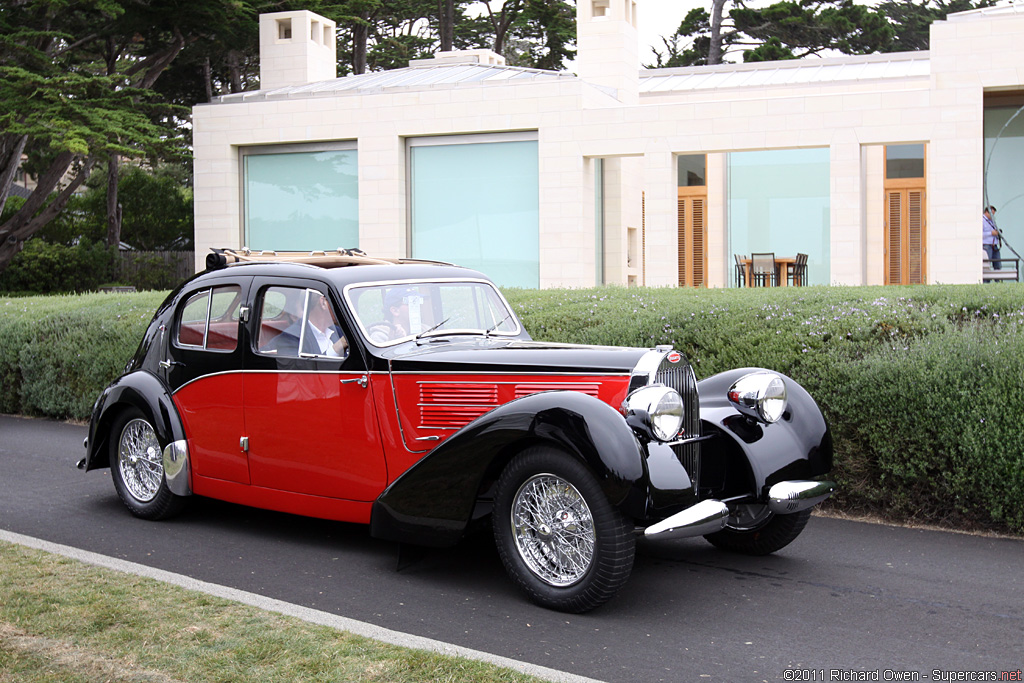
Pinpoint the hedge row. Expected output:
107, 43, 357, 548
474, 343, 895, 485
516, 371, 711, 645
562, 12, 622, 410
3, 284, 1023, 535
503, 284, 1024, 535
0, 292, 167, 418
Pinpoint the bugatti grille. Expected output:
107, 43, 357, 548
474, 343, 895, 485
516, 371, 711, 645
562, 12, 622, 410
656, 361, 701, 494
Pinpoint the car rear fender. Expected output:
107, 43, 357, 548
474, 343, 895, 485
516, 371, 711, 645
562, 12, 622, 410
370, 390, 648, 547
83, 371, 186, 472
697, 368, 833, 495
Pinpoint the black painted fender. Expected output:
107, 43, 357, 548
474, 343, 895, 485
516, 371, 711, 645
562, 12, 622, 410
697, 368, 833, 496
83, 370, 186, 472
370, 390, 658, 547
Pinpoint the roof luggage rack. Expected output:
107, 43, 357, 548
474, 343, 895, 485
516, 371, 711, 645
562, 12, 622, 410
206, 248, 453, 270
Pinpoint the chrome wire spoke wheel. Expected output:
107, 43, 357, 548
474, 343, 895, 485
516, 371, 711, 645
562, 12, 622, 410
117, 418, 164, 503
725, 503, 773, 531
511, 474, 596, 587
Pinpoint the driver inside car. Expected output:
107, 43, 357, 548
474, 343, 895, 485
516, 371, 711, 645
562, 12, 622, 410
269, 290, 348, 358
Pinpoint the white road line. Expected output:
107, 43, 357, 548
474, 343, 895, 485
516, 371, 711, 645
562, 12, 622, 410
0, 529, 604, 683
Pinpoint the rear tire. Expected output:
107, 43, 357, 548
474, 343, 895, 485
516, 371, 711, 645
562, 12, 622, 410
109, 407, 186, 520
492, 446, 635, 612
704, 505, 810, 556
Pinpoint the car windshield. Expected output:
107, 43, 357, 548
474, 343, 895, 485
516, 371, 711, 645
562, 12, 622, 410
345, 279, 520, 347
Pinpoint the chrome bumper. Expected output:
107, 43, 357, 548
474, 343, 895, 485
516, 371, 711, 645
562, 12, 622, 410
643, 499, 730, 540
643, 480, 836, 540
162, 440, 192, 496
767, 480, 835, 514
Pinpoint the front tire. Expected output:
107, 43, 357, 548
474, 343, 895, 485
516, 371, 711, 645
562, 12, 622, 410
704, 504, 811, 556
109, 408, 186, 520
492, 447, 635, 613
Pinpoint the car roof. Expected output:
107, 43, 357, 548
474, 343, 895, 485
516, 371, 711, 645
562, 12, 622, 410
197, 249, 492, 290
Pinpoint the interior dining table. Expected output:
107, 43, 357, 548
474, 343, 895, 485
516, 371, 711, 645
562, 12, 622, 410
739, 256, 798, 287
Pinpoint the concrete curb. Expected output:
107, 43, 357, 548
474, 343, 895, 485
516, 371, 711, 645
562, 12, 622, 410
0, 529, 604, 683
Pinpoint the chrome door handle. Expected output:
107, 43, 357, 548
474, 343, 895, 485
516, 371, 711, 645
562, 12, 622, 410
341, 375, 368, 388
159, 359, 184, 369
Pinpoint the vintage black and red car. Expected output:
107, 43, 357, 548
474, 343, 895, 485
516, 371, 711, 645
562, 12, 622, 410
81, 249, 835, 612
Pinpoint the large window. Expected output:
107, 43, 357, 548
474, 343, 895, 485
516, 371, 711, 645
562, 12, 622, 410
728, 148, 830, 286
409, 134, 539, 288
242, 144, 358, 251
985, 106, 1024, 259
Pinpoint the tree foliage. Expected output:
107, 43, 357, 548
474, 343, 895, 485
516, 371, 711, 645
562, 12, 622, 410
0, 0, 576, 276
649, 0, 993, 68
876, 0, 996, 52
0, 0, 248, 273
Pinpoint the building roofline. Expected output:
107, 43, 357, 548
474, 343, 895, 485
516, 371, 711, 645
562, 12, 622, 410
642, 49, 929, 79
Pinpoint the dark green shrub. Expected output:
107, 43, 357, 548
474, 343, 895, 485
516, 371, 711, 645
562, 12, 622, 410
3, 284, 1023, 534
0, 292, 166, 418
0, 239, 116, 294
507, 284, 1024, 534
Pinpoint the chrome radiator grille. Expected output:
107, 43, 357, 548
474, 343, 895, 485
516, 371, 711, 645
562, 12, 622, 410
656, 360, 701, 494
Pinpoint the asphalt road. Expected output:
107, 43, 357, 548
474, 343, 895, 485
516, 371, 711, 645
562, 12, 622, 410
2, 414, 1022, 682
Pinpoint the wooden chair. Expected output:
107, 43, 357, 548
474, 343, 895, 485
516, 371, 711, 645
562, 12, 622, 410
734, 254, 747, 287
789, 253, 808, 286
750, 252, 777, 287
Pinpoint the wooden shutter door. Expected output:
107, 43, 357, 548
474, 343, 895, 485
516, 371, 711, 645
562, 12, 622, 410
885, 187, 926, 285
678, 190, 707, 287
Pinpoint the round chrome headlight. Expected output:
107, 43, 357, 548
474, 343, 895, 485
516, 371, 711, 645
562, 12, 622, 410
623, 385, 685, 442
728, 372, 787, 424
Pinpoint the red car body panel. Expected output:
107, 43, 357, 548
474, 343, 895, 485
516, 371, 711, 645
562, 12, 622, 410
390, 372, 632, 452
173, 373, 249, 484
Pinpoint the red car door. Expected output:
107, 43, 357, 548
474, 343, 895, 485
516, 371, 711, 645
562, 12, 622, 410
242, 280, 387, 502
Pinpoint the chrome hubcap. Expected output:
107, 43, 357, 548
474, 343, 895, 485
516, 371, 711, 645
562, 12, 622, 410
511, 474, 595, 587
118, 418, 163, 503
726, 503, 773, 531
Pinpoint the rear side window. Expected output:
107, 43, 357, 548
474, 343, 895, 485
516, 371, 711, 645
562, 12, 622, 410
176, 285, 241, 351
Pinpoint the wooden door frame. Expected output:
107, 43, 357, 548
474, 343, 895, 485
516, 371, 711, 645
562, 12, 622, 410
883, 145, 927, 286
678, 186, 707, 287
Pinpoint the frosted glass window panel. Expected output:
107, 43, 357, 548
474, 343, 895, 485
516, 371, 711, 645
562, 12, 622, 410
678, 154, 706, 187
728, 148, 830, 286
886, 144, 925, 179
985, 107, 1024, 259
244, 150, 359, 251
411, 140, 539, 288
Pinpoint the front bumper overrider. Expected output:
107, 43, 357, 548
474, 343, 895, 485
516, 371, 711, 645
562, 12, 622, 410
643, 479, 836, 540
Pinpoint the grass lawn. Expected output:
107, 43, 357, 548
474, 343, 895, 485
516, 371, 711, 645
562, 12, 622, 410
0, 541, 543, 683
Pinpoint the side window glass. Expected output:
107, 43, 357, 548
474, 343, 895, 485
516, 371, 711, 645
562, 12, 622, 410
175, 286, 241, 351
208, 286, 242, 350
177, 290, 210, 348
257, 286, 348, 359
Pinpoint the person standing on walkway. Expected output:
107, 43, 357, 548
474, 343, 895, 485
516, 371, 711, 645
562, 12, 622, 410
983, 205, 1001, 270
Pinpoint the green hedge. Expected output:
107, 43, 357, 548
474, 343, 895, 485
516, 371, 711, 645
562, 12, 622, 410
0, 239, 117, 294
503, 284, 1024, 535
0, 292, 166, 418
3, 284, 1023, 535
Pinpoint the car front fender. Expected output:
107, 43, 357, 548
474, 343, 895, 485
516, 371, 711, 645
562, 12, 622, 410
697, 368, 833, 495
370, 390, 651, 547
83, 371, 186, 472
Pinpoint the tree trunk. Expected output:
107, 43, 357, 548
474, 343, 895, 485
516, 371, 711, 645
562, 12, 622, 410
489, 0, 522, 56
353, 16, 368, 74
0, 133, 29, 217
439, 0, 454, 52
0, 154, 95, 274
227, 50, 242, 93
709, 0, 727, 65
106, 154, 122, 248
202, 56, 214, 101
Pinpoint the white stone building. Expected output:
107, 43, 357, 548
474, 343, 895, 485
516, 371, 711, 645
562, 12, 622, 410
192, 2, 1024, 288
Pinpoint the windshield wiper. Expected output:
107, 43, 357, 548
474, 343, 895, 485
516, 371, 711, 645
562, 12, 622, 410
414, 316, 451, 342
484, 312, 513, 337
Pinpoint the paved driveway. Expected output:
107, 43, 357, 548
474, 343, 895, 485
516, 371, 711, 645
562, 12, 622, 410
2, 415, 1021, 682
